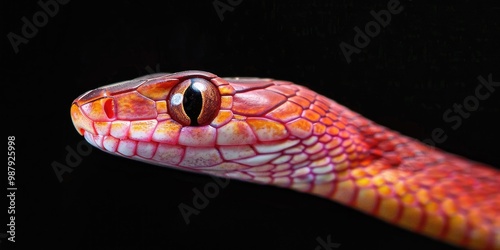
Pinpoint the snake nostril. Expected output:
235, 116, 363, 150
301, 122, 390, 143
104, 99, 115, 119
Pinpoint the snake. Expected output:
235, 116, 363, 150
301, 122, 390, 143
70, 70, 500, 250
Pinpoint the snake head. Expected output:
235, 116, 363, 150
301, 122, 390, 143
71, 70, 367, 187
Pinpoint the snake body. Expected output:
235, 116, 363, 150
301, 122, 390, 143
70, 70, 500, 249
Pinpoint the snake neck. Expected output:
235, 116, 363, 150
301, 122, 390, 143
289, 108, 436, 200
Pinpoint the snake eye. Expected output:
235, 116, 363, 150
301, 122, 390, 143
168, 78, 221, 126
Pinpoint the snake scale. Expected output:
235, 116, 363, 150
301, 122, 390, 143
70, 70, 500, 250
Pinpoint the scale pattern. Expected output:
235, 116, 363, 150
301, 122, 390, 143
71, 70, 500, 250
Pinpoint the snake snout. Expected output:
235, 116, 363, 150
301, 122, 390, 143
70, 103, 92, 135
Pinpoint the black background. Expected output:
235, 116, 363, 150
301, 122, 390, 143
3, 0, 500, 249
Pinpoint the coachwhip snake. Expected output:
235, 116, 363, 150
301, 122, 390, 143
70, 70, 500, 249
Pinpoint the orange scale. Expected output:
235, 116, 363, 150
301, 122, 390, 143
372, 176, 386, 187
378, 197, 401, 222
310, 104, 327, 116
302, 109, 321, 122
356, 177, 372, 187
350, 168, 367, 179
210, 110, 233, 128
285, 118, 313, 139
114, 92, 157, 120
332, 153, 347, 163
218, 85, 235, 95
399, 206, 423, 231
220, 96, 233, 109
401, 193, 416, 205
338, 130, 351, 139
341, 139, 353, 148
265, 101, 303, 123
325, 112, 339, 121
129, 119, 158, 141
246, 117, 289, 141
444, 214, 468, 248
331, 180, 356, 205
416, 189, 430, 204
305, 143, 323, 155
355, 188, 378, 213
318, 134, 332, 143
393, 182, 407, 196
326, 126, 340, 136
289, 96, 311, 108
211, 77, 231, 86
156, 100, 167, 113
320, 117, 333, 126
313, 100, 330, 112
151, 120, 182, 144
377, 185, 393, 197
217, 120, 257, 145
313, 123, 326, 135
425, 201, 440, 214
110, 120, 131, 139
467, 209, 486, 228
333, 121, 346, 130
421, 213, 445, 239
379, 170, 400, 184
137, 79, 179, 100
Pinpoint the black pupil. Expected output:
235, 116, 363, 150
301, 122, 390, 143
183, 80, 203, 126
